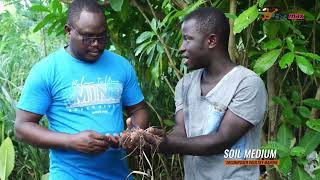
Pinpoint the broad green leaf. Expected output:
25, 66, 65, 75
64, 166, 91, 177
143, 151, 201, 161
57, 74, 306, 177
262, 39, 282, 51
30, 5, 50, 12
109, 0, 124, 12
119, 0, 129, 22
290, 146, 305, 157
156, 43, 164, 54
253, 49, 282, 75
224, 13, 237, 20
274, 96, 290, 108
136, 31, 154, 44
57, 1, 62, 14
306, 120, 320, 133
298, 130, 320, 154
303, 99, 320, 109
150, 19, 157, 33
295, 55, 314, 75
262, 141, 290, 157
162, 0, 170, 9
258, 0, 267, 7
287, 115, 302, 128
146, 42, 156, 54
282, 107, 295, 121
291, 91, 300, 105
298, 106, 311, 118
276, 124, 293, 147
281, 107, 301, 127
233, 5, 259, 34
41, 173, 49, 180
264, 21, 280, 38
297, 52, 320, 61
33, 13, 56, 33
146, 43, 156, 66
164, 119, 175, 127
161, 11, 175, 26
293, 166, 312, 180
47, 20, 60, 35
286, 21, 305, 39
295, 9, 315, 21
0, 137, 15, 180
316, 169, 320, 179
286, 37, 295, 52
50, 0, 61, 14
278, 156, 292, 176
272, 96, 282, 105
135, 41, 152, 56
279, 52, 295, 69
151, 58, 160, 87
315, 66, 320, 78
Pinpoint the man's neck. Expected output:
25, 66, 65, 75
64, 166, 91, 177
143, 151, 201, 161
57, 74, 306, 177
203, 53, 236, 82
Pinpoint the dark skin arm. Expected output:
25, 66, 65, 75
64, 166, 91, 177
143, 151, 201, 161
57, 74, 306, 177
15, 101, 149, 152
124, 101, 149, 129
145, 109, 253, 156
14, 109, 110, 153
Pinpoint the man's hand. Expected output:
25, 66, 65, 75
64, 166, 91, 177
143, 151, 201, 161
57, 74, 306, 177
144, 127, 166, 149
126, 117, 139, 129
121, 121, 151, 155
69, 130, 110, 154
105, 133, 120, 148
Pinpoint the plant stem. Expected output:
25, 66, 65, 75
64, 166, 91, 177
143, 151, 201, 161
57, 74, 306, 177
164, 76, 175, 95
133, 0, 182, 80
145, 101, 164, 128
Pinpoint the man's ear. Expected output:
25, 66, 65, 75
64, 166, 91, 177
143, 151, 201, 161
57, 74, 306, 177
65, 24, 72, 39
208, 34, 217, 48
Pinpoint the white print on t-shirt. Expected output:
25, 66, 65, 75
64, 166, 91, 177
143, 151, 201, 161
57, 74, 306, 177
66, 75, 123, 114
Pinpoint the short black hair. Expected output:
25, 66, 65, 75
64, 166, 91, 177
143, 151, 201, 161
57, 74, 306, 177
67, 0, 105, 26
184, 7, 230, 50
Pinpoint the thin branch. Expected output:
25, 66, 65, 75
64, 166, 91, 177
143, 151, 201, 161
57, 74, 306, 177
145, 101, 164, 129
164, 76, 175, 95
132, 0, 182, 79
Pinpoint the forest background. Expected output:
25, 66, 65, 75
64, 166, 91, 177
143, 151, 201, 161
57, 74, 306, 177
0, 0, 320, 179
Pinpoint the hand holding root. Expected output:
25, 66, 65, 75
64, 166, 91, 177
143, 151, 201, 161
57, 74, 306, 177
145, 127, 166, 147
119, 127, 165, 155
105, 133, 121, 149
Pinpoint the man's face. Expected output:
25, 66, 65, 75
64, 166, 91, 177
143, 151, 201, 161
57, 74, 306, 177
179, 19, 209, 70
67, 11, 107, 63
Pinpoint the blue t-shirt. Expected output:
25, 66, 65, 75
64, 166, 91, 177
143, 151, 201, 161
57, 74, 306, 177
17, 48, 144, 180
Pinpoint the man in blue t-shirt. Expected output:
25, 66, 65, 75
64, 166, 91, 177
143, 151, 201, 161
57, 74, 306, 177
14, 0, 149, 179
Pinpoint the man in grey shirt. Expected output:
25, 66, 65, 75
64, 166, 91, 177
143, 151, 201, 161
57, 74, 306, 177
143, 7, 268, 180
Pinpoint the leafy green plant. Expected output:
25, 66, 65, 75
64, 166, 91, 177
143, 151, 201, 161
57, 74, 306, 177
0, 137, 15, 180
2, 0, 320, 179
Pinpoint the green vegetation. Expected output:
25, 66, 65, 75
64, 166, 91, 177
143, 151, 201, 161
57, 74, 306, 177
0, 0, 320, 179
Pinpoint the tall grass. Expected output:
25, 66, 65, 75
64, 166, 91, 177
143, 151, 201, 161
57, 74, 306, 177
0, 10, 64, 180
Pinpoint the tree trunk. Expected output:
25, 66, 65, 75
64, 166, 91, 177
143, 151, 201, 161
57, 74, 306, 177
266, 66, 278, 180
228, 0, 237, 63
267, 66, 277, 140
